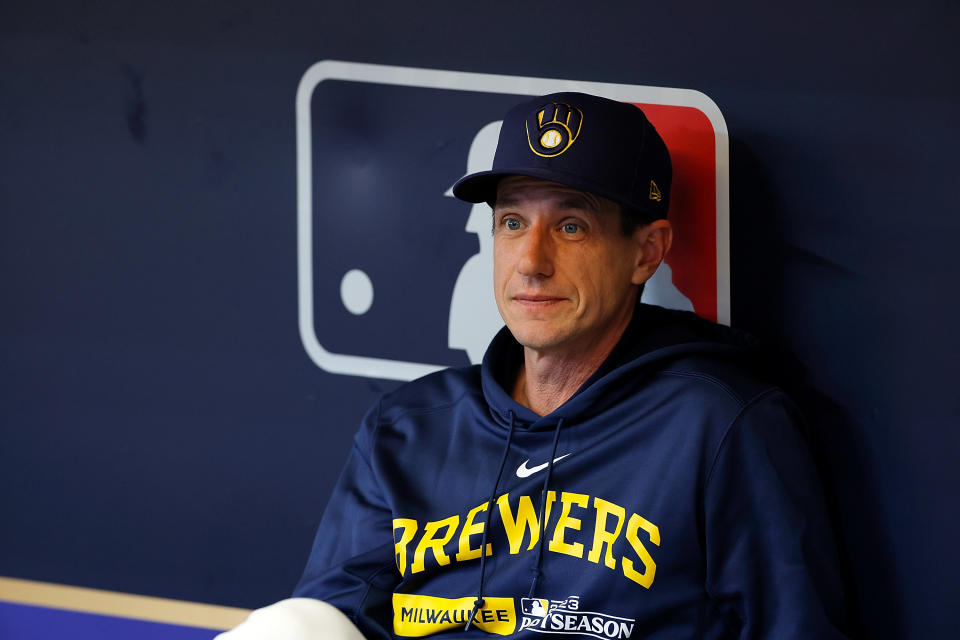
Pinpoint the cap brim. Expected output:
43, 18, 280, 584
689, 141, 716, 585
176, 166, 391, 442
450, 170, 508, 204
452, 166, 618, 205
453, 167, 664, 219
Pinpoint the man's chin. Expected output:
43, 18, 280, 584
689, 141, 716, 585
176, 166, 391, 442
506, 323, 573, 353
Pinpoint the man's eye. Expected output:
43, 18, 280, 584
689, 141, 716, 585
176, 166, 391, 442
505, 219, 521, 230
562, 223, 580, 234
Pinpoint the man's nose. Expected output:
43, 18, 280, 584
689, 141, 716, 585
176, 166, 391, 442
517, 223, 554, 277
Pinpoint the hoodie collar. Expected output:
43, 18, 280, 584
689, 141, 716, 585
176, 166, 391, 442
480, 304, 752, 430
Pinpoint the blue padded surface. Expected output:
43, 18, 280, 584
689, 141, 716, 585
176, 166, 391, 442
0, 601, 220, 640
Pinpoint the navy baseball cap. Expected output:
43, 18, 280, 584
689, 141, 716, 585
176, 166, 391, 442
452, 92, 672, 219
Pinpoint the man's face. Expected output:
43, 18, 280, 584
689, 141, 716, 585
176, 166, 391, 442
492, 176, 650, 356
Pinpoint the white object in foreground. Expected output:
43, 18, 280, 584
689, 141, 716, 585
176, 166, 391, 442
215, 598, 365, 640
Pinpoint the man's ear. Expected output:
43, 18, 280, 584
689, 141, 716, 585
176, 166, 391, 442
631, 220, 673, 285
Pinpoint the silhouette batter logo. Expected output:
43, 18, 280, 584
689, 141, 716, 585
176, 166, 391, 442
296, 61, 729, 381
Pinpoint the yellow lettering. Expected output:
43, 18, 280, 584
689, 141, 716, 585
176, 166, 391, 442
455, 502, 493, 562
393, 518, 418, 576
548, 492, 588, 558
622, 513, 660, 588
497, 492, 556, 554
497, 493, 537, 553
587, 497, 626, 569
411, 515, 459, 574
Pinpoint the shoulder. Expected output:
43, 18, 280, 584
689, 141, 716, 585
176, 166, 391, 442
653, 357, 815, 498
626, 304, 791, 410
646, 353, 806, 461
375, 364, 483, 425
355, 365, 488, 473
664, 359, 812, 487
658, 354, 781, 409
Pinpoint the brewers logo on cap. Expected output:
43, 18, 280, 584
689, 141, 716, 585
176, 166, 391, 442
525, 101, 583, 157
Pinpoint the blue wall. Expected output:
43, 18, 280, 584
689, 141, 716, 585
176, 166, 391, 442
2, 1, 958, 637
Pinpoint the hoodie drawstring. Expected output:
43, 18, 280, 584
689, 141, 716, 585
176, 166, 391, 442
528, 417, 564, 598
464, 411, 517, 631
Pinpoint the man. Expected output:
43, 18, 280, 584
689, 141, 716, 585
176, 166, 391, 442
223, 92, 846, 638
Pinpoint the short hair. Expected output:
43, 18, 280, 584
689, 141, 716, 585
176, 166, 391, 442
618, 206, 658, 236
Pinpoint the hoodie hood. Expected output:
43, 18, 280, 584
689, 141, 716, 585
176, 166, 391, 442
480, 303, 765, 429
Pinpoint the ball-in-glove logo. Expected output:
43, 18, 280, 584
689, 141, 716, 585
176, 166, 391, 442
526, 101, 583, 157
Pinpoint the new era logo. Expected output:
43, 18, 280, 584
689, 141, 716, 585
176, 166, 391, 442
650, 179, 662, 201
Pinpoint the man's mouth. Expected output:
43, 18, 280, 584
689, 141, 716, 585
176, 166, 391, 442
512, 294, 565, 306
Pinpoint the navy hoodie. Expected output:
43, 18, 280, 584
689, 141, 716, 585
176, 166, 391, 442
295, 304, 847, 639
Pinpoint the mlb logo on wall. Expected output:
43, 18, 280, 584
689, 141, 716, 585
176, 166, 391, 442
296, 61, 729, 381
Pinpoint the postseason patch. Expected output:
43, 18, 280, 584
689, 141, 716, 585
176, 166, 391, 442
519, 596, 636, 639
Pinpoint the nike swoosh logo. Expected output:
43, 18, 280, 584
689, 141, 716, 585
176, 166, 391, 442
516, 453, 571, 478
